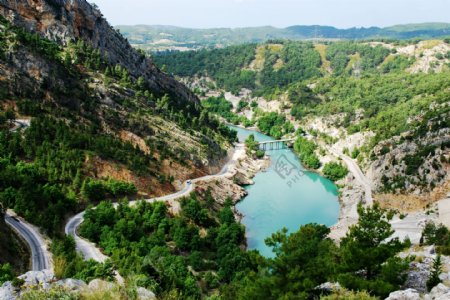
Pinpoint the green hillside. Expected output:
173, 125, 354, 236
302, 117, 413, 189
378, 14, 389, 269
118, 23, 450, 51
154, 40, 450, 194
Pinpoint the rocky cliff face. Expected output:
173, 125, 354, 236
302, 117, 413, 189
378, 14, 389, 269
0, 0, 198, 106
368, 127, 449, 200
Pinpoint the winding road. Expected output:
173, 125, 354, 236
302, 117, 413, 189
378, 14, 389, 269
65, 144, 245, 263
4, 210, 52, 271
328, 144, 440, 244
5, 119, 53, 272
329, 146, 373, 205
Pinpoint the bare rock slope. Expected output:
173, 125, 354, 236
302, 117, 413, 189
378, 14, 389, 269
0, 0, 198, 106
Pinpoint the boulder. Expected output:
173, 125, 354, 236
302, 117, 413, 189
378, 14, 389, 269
429, 283, 450, 300
54, 279, 87, 291
439, 273, 448, 281
0, 282, 17, 300
137, 287, 156, 300
88, 279, 115, 291
315, 282, 341, 293
386, 288, 421, 300
18, 270, 54, 289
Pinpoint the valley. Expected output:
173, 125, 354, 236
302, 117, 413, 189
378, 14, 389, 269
0, 0, 449, 299
117, 23, 450, 52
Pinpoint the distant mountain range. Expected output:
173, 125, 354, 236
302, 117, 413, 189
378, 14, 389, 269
117, 23, 450, 51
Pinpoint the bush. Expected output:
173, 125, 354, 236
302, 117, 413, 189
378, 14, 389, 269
21, 286, 80, 300
0, 263, 14, 285
323, 162, 349, 181
81, 178, 137, 201
12, 277, 25, 288
257, 112, 292, 139
255, 150, 265, 159
421, 222, 450, 254
294, 137, 321, 169
351, 148, 360, 159
321, 288, 378, 300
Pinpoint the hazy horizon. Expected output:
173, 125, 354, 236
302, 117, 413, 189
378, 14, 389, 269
92, 0, 450, 29
116, 22, 450, 30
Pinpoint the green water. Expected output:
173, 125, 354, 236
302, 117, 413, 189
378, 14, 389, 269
231, 126, 339, 257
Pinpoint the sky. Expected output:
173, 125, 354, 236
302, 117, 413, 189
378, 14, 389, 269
92, 0, 450, 29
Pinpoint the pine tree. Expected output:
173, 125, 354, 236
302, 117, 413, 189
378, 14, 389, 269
73, 169, 82, 190
427, 254, 443, 291
105, 66, 111, 76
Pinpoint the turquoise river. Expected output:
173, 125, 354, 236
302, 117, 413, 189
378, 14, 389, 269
230, 125, 340, 257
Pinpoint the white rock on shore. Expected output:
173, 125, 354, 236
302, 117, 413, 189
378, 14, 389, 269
386, 288, 421, 300
387, 283, 450, 300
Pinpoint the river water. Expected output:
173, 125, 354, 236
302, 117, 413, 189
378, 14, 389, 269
230, 126, 340, 257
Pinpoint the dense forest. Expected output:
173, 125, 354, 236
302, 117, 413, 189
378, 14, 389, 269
153, 40, 414, 95
154, 39, 450, 193
75, 199, 411, 299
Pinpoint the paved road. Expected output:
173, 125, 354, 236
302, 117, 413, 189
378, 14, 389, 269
330, 147, 373, 206
5, 210, 51, 271
5, 119, 54, 272
328, 145, 439, 244
64, 212, 109, 263
65, 144, 245, 263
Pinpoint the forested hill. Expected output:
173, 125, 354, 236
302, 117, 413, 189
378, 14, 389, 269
153, 39, 450, 95
153, 40, 450, 197
117, 23, 450, 51
0, 0, 234, 243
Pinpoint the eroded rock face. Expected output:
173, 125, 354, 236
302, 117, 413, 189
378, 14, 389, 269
0, 0, 199, 107
368, 127, 449, 196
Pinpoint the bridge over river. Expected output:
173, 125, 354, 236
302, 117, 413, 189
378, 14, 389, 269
259, 138, 296, 150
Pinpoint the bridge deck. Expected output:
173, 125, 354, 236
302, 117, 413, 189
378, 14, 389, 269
258, 138, 295, 145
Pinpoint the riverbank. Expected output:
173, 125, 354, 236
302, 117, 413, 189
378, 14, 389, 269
226, 118, 368, 241
328, 177, 365, 241
195, 145, 270, 221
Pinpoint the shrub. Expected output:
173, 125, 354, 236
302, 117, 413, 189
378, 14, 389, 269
426, 255, 443, 291
255, 150, 265, 159
294, 137, 321, 169
421, 222, 450, 254
323, 162, 349, 181
0, 263, 14, 285
321, 288, 378, 300
351, 148, 360, 159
